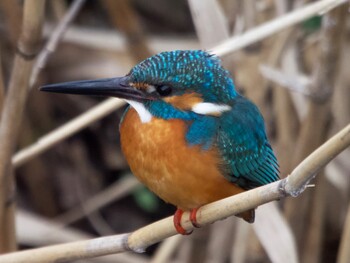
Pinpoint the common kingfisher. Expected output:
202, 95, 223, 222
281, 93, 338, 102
41, 50, 279, 235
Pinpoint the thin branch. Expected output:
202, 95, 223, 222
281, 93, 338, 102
259, 64, 312, 95
0, 0, 46, 252
212, 0, 347, 56
1, 123, 349, 262
17, 209, 91, 246
12, 98, 125, 167
30, 0, 86, 87
12, 0, 346, 169
54, 175, 139, 226
17, 210, 148, 263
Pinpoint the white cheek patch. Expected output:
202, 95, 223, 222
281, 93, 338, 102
192, 102, 231, 116
125, 100, 153, 123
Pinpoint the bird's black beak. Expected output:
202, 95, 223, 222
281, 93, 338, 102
40, 76, 150, 101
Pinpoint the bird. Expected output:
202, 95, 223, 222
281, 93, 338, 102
40, 50, 279, 235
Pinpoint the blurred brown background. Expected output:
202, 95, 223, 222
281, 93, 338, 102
0, 0, 349, 262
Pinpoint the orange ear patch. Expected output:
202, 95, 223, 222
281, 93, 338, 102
164, 93, 203, 111
130, 82, 148, 90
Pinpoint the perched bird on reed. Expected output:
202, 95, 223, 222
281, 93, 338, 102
41, 50, 279, 234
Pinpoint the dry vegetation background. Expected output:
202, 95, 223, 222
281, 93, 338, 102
0, 0, 349, 262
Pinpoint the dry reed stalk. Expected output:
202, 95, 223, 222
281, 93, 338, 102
54, 175, 139, 226
102, 0, 152, 62
187, 0, 235, 74
49, 0, 67, 21
284, 6, 348, 257
260, 65, 311, 95
43, 25, 200, 53
188, 0, 229, 48
17, 210, 148, 263
30, 0, 86, 87
301, 175, 328, 263
0, 123, 349, 262
230, 219, 250, 263
151, 236, 183, 263
0, 0, 22, 44
213, 0, 347, 56
253, 203, 298, 263
0, 0, 46, 252
0, 50, 4, 113
264, 2, 299, 175
189, 228, 211, 262
12, 98, 125, 167
242, 0, 257, 30
337, 204, 350, 263
205, 219, 235, 263
11, 0, 346, 170
187, 1, 232, 260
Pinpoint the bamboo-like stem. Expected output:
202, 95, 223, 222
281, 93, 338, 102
285, 7, 347, 254
0, 0, 46, 252
11, 0, 346, 170
29, 0, 86, 87
212, 0, 347, 56
1, 123, 349, 262
12, 98, 125, 167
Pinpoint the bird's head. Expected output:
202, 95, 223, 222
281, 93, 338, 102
41, 50, 238, 122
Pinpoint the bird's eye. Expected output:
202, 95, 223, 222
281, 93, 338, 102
156, 85, 172, 97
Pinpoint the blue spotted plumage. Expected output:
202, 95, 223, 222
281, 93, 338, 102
130, 50, 237, 102
216, 95, 279, 189
129, 50, 279, 189
40, 49, 280, 233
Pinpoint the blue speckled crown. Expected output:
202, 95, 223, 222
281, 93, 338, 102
130, 50, 237, 103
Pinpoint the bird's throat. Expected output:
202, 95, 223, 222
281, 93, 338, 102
125, 100, 153, 123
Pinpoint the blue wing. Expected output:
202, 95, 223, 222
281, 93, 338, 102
216, 96, 279, 189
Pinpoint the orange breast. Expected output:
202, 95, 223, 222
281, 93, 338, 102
120, 108, 245, 210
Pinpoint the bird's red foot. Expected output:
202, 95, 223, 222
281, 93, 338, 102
173, 209, 192, 235
190, 208, 201, 228
173, 208, 202, 235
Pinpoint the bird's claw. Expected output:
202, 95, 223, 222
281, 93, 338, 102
190, 208, 201, 228
174, 209, 192, 235
173, 208, 202, 235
